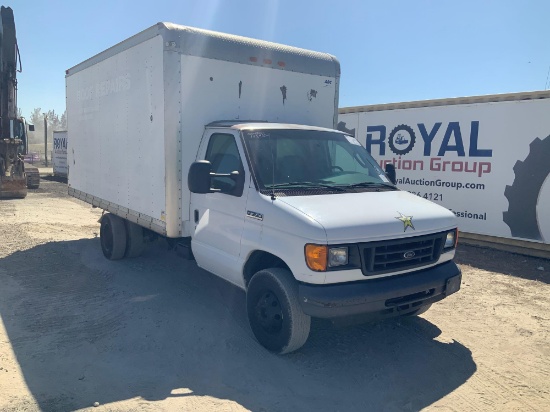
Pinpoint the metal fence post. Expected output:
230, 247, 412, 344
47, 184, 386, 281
44, 114, 48, 167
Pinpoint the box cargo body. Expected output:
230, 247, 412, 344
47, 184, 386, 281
67, 23, 340, 237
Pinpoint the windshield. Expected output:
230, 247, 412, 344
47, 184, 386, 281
241, 129, 394, 193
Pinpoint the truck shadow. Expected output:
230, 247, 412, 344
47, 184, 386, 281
41, 175, 68, 183
0, 239, 476, 411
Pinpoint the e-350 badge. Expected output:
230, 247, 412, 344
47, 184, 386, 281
396, 212, 415, 232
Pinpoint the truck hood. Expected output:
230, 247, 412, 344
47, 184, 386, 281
277, 190, 456, 243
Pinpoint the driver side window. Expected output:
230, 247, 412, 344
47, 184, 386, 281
205, 133, 244, 196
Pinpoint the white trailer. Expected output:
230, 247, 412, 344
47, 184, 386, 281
67, 23, 461, 353
52, 130, 68, 179
339, 91, 550, 256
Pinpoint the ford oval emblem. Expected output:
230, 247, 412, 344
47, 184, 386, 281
403, 251, 416, 259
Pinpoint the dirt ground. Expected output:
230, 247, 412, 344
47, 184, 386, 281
0, 179, 548, 412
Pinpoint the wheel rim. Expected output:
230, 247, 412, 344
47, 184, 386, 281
254, 290, 283, 334
101, 221, 113, 255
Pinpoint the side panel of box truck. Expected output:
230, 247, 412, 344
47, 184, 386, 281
67, 35, 167, 233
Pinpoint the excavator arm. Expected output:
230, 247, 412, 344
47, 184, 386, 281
0, 5, 28, 198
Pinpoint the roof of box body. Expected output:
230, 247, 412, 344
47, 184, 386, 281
207, 121, 345, 133
66, 22, 340, 78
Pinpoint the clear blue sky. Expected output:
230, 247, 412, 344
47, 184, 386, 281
9, 0, 550, 120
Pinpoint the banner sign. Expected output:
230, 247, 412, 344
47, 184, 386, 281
53, 131, 68, 177
339, 96, 550, 244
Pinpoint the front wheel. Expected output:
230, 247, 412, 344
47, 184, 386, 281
247, 268, 311, 354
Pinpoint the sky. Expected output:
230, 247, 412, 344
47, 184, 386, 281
9, 0, 550, 120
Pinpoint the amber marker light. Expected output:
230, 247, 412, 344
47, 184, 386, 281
444, 228, 458, 249
305, 244, 327, 272
455, 229, 459, 248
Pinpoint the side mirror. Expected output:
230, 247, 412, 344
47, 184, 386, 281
385, 163, 397, 185
188, 161, 212, 193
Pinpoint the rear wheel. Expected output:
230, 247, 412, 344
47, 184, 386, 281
247, 268, 310, 354
124, 220, 146, 258
100, 213, 127, 260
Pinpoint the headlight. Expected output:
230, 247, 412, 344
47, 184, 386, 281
305, 245, 349, 271
328, 247, 348, 267
444, 229, 458, 249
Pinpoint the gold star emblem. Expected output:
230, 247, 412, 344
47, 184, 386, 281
396, 212, 415, 232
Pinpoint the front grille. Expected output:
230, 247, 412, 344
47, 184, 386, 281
361, 232, 446, 276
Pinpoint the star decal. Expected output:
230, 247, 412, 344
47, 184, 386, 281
396, 212, 415, 232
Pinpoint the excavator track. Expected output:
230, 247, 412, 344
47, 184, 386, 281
24, 164, 40, 189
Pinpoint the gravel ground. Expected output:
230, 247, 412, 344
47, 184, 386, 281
0, 179, 548, 411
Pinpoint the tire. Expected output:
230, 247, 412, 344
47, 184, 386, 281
247, 268, 311, 354
402, 303, 432, 317
100, 213, 127, 260
503, 135, 550, 241
124, 220, 146, 258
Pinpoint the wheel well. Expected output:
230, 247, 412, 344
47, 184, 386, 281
243, 251, 291, 288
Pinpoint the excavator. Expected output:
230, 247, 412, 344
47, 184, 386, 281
0, 5, 39, 198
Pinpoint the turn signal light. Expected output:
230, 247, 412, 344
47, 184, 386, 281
305, 244, 327, 271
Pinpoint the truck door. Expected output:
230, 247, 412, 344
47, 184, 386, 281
190, 130, 249, 288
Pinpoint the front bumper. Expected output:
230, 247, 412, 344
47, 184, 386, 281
298, 261, 461, 319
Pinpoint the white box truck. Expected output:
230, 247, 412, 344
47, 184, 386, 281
67, 23, 461, 354
53, 130, 68, 179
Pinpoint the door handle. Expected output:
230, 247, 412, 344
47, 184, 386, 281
194, 209, 199, 223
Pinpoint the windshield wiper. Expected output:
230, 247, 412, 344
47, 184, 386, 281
344, 181, 397, 190
267, 181, 347, 192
